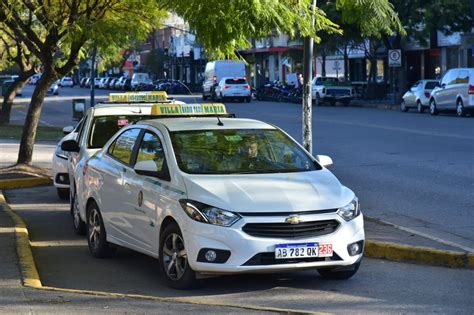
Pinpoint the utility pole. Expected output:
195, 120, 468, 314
302, 0, 317, 154
90, 45, 97, 107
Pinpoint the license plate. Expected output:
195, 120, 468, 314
275, 243, 333, 259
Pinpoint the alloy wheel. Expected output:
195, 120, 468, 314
162, 233, 188, 281
88, 208, 101, 251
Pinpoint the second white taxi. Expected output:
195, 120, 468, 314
80, 103, 364, 289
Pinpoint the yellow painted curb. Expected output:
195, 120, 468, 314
0, 177, 52, 189
365, 240, 472, 268
0, 192, 42, 288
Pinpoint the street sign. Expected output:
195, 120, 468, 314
332, 60, 341, 70
388, 49, 401, 67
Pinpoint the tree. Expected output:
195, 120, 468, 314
0, 0, 165, 166
0, 25, 38, 125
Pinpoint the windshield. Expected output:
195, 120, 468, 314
170, 129, 320, 174
88, 115, 152, 149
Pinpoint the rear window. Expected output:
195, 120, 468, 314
424, 81, 439, 89
88, 115, 152, 149
225, 78, 247, 84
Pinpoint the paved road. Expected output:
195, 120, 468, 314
7, 84, 474, 251
4, 186, 474, 314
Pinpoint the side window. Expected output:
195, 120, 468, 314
441, 71, 451, 86
457, 70, 469, 84
76, 115, 88, 143
108, 128, 141, 165
443, 70, 458, 86
135, 132, 167, 174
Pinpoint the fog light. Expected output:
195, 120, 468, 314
347, 241, 364, 256
205, 250, 217, 262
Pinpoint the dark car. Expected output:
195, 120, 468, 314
123, 78, 132, 91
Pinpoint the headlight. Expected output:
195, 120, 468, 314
55, 144, 70, 159
337, 197, 360, 221
179, 199, 241, 227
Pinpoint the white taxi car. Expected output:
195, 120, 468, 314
79, 103, 364, 289
61, 92, 184, 235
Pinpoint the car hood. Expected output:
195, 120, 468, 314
183, 169, 354, 213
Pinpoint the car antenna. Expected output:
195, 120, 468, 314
212, 104, 224, 126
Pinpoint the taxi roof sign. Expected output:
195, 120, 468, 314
108, 91, 168, 103
151, 103, 227, 116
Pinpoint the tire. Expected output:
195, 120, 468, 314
342, 99, 350, 107
315, 93, 322, 106
317, 261, 361, 280
329, 100, 336, 107
159, 223, 197, 289
456, 99, 466, 117
429, 99, 438, 116
417, 101, 425, 113
202, 93, 208, 100
246, 96, 251, 103
57, 188, 69, 200
71, 190, 86, 235
400, 100, 408, 112
86, 201, 116, 258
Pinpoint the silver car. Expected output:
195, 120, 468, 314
429, 68, 474, 117
401, 80, 439, 113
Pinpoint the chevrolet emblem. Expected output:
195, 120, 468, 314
285, 215, 302, 225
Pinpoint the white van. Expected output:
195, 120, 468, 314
429, 68, 474, 117
202, 60, 246, 100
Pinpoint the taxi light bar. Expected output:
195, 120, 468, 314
151, 103, 227, 116
108, 91, 168, 102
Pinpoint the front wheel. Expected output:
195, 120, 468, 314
429, 99, 438, 116
456, 99, 466, 117
317, 261, 361, 280
159, 223, 197, 289
71, 190, 86, 235
400, 101, 408, 112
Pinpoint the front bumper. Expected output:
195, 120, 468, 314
182, 212, 364, 274
52, 154, 70, 188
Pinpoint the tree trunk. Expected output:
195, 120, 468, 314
0, 70, 35, 125
343, 44, 349, 80
17, 70, 57, 165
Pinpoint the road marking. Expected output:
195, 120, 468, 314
30, 240, 86, 247
17, 110, 54, 127
315, 118, 474, 140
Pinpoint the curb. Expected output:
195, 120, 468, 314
0, 176, 52, 189
364, 241, 474, 269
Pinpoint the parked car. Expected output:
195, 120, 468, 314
48, 80, 60, 95
202, 60, 246, 101
429, 68, 474, 116
77, 103, 364, 289
94, 77, 101, 88
29, 73, 42, 85
79, 77, 88, 88
84, 78, 91, 88
312, 77, 353, 106
61, 76, 74, 87
123, 78, 132, 91
1, 79, 23, 96
131, 73, 152, 91
401, 80, 440, 113
215, 77, 252, 102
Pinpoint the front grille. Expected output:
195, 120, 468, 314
242, 220, 340, 239
242, 251, 342, 266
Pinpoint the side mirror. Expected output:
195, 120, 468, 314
61, 139, 80, 152
316, 155, 333, 167
62, 126, 74, 135
441, 83, 446, 88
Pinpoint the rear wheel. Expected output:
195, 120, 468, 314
86, 202, 115, 258
456, 99, 466, 117
159, 223, 197, 289
417, 101, 424, 113
246, 96, 251, 103
317, 261, 361, 280
315, 93, 321, 106
57, 188, 69, 200
429, 99, 438, 116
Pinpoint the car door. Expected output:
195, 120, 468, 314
122, 129, 172, 254
100, 128, 142, 244
438, 70, 458, 109
456, 70, 469, 105
406, 81, 419, 106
